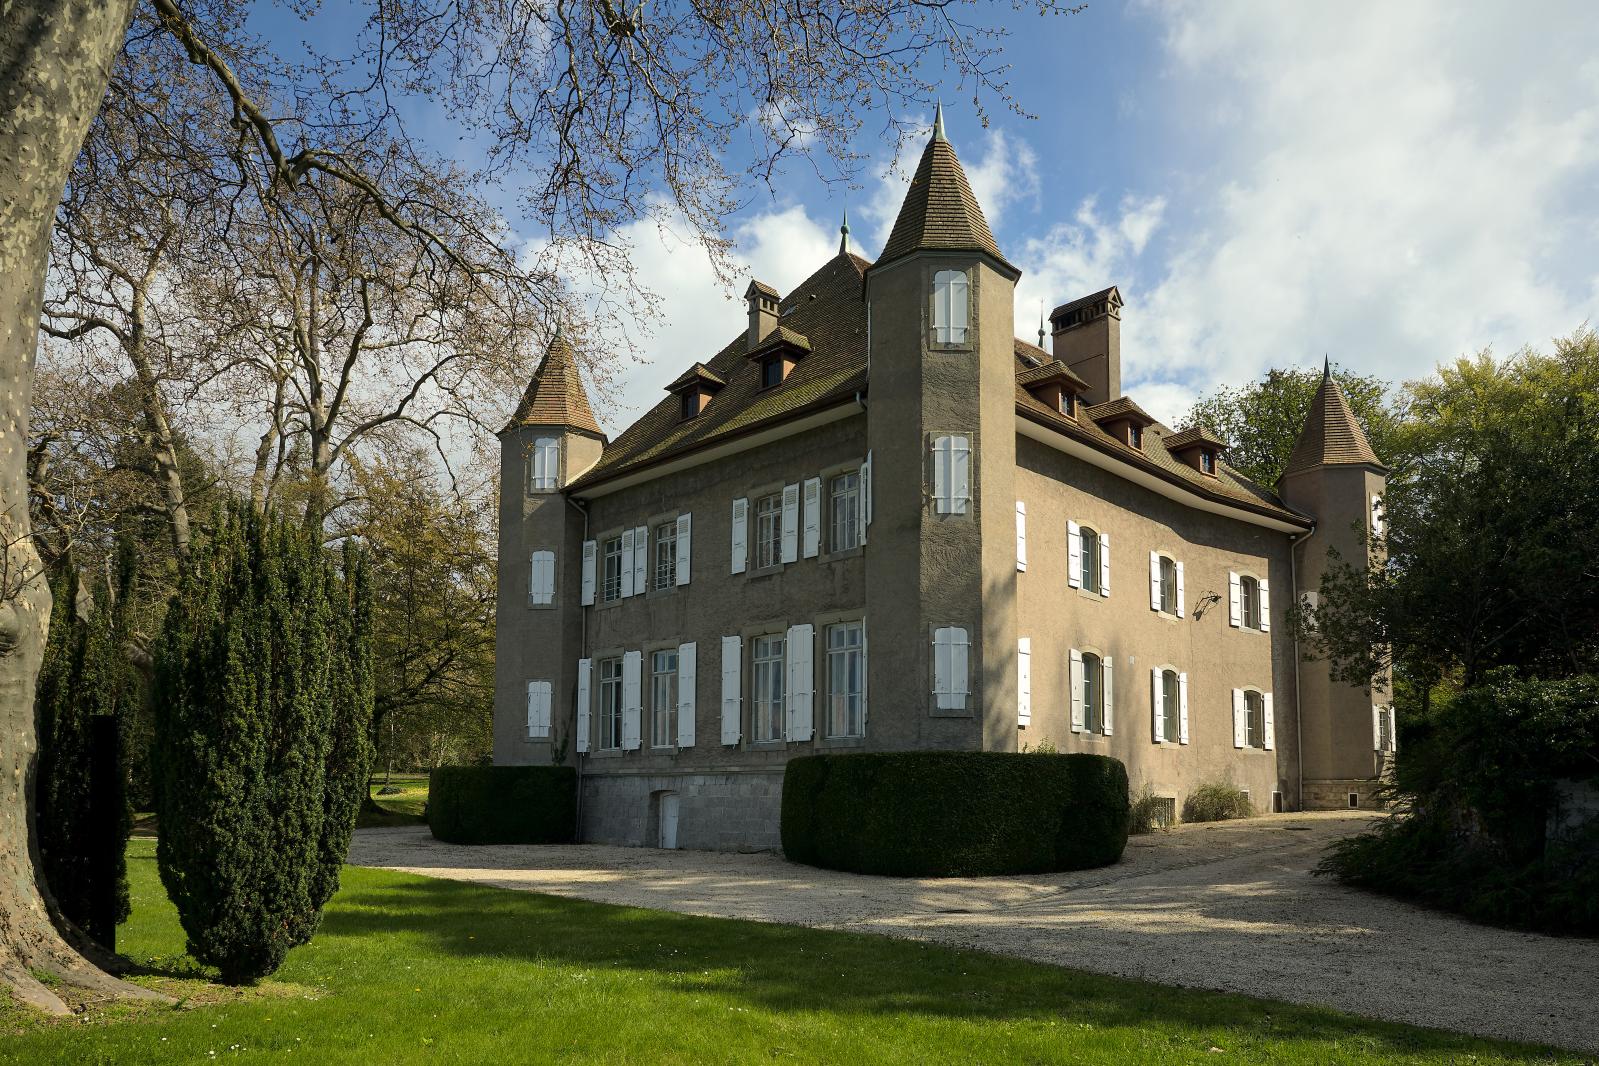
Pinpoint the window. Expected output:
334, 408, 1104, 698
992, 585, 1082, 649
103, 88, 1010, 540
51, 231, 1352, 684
932, 626, 970, 710
1080, 526, 1101, 593
1200, 450, 1215, 474
680, 390, 699, 421
760, 355, 783, 389
1245, 689, 1265, 748
650, 649, 679, 747
931, 269, 969, 344
1058, 392, 1073, 416
598, 657, 624, 750
754, 493, 783, 569
826, 622, 865, 738
529, 437, 560, 491
829, 472, 860, 552
930, 434, 971, 515
752, 634, 786, 742
1129, 425, 1143, 450
1158, 556, 1177, 614
1375, 705, 1395, 752
530, 549, 556, 605
1371, 495, 1385, 538
600, 536, 624, 603
526, 680, 551, 739
653, 522, 678, 590
1082, 652, 1104, 733
1240, 575, 1261, 629
1161, 669, 1180, 743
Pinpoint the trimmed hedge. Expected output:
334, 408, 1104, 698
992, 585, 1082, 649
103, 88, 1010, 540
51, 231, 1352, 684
782, 751, 1130, 877
428, 766, 577, 845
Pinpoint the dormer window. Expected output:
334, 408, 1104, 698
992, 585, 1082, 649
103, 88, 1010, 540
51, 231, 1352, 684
760, 355, 784, 389
666, 362, 726, 421
681, 390, 700, 421
1058, 392, 1072, 416
931, 269, 969, 345
1129, 425, 1143, 450
1200, 450, 1215, 475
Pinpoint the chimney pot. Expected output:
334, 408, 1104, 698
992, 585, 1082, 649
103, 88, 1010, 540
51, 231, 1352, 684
745, 280, 780, 350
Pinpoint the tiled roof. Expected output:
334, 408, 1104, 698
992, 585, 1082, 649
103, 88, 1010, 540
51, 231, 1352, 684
1051, 286, 1122, 321
873, 123, 1011, 272
746, 326, 812, 357
1281, 368, 1385, 477
666, 363, 726, 393
745, 279, 779, 299
1017, 358, 1090, 392
506, 330, 602, 436
1087, 396, 1157, 427
1164, 425, 1230, 452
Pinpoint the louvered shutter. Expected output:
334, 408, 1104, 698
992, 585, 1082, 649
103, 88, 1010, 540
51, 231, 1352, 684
780, 483, 799, 563
620, 528, 636, 597
951, 272, 969, 341
1150, 667, 1164, 743
860, 451, 872, 541
1017, 638, 1031, 727
1176, 561, 1186, 618
1259, 579, 1272, 632
1101, 656, 1114, 734
530, 552, 540, 603
676, 642, 697, 747
526, 681, 548, 738
1069, 648, 1084, 732
1228, 571, 1241, 627
1149, 552, 1161, 611
1016, 501, 1027, 572
1372, 705, 1383, 752
1067, 521, 1082, 589
951, 436, 971, 514
621, 651, 642, 750
580, 540, 597, 605
932, 271, 950, 341
953, 628, 970, 707
931, 437, 950, 513
860, 618, 869, 725
1263, 692, 1276, 750
575, 658, 592, 753
802, 478, 821, 558
933, 629, 950, 707
730, 498, 748, 574
1232, 689, 1246, 748
719, 636, 742, 745
675, 513, 692, 586
632, 525, 648, 593
786, 624, 814, 741
1389, 707, 1397, 752
1098, 531, 1111, 597
1178, 672, 1190, 744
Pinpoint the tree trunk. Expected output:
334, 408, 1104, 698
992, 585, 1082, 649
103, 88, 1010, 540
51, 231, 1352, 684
0, 0, 163, 1014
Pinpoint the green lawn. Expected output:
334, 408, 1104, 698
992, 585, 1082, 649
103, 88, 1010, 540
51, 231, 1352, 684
357, 773, 429, 828
0, 839, 1577, 1064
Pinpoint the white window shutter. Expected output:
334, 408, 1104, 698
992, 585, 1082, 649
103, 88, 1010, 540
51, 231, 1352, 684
860, 618, 869, 725
953, 628, 970, 707
1098, 531, 1111, 597
621, 651, 642, 750
719, 636, 742, 745
1178, 672, 1190, 744
543, 552, 557, 603
575, 658, 592, 753
1015, 501, 1027, 572
1371, 495, 1385, 537
1149, 552, 1161, 611
802, 477, 821, 558
781, 483, 800, 563
1101, 656, 1114, 735
951, 436, 971, 515
1263, 692, 1276, 750
676, 513, 692, 586
1232, 688, 1246, 748
1259, 579, 1272, 632
932, 629, 950, 707
1150, 667, 1164, 743
530, 552, 539, 602
1067, 521, 1082, 589
932, 271, 949, 339
620, 528, 636, 598
632, 525, 648, 593
951, 272, 969, 340
1372, 705, 1383, 752
1389, 707, 1397, 752
1228, 571, 1241, 627
580, 540, 597, 606
931, 436, 950, 513
1176, 561, 1186, 618
1017, 638, 1031, 726
730, 498, 748, 574
861, 451, 873, 538
526, 680, 545, 738
677, 642, 697, 747
786, 624, 814, 741
1069, 648, 1084, 732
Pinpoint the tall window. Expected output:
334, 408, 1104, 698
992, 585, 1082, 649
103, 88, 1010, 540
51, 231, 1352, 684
826, 621, 865, 738
760, 355, 784, 389
529, 549, 555, 605
601, 536, 624, 603
830, 472, 860, 552
529, 437, 560, 491
653, 521, 678, 590
1377, 705, 1394, 752
1245, 689, 1265, 748
1158, 556, 1177, 614
930, 434, 971, 515
1082, 652, 1104, 733
752, 634, 786, 742
931, 269, 969, 344
755, 493, 783, 569
1161, 668, 1180, 742
1240, 575, 1261, 630
1200, 450, 1216, 474
650, 649, 679, 747
598, 657, 624, 750
1080, 527, 1101, 593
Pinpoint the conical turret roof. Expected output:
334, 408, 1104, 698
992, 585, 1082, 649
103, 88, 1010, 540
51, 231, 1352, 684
1281, 363, 1383, 478
506, 328, 602, 436
874, 106, 1012, 272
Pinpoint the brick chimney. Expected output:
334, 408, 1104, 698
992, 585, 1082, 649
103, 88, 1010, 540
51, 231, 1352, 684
745, 280, 780, 350
1050, 286, 1123, 407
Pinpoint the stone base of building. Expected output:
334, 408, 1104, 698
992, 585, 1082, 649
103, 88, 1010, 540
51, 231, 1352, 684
1303, 777, 1388, 811
579, 768, 784, 851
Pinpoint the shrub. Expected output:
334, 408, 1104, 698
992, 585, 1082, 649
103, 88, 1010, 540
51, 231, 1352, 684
1181, 779, 1253, 823
1128, 782, 1163, 835
782, 752, 1129, 877
428, 766, 577, 845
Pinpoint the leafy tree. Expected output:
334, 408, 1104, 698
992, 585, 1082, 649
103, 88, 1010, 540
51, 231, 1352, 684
152, 504, 372, 983
1183, 364, 1404, 486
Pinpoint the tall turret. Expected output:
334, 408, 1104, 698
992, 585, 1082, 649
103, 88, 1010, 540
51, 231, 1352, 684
494, 328, 606, 765
1279, 361, 1391, 808
862, 106, 1022, 752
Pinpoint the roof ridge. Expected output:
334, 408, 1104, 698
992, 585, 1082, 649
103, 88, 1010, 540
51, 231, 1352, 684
1281, 371, 1384, 477
506, 331, 602, 436
872, 121, 1009, 271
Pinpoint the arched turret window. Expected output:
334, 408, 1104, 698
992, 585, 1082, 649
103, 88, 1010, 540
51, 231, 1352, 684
931, 270, 969, 344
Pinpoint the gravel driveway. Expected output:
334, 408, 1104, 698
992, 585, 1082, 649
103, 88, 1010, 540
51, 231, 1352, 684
348, 812, 1597, 1052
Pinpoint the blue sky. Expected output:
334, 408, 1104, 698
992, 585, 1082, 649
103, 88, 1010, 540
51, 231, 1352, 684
258, 1, 1599, 432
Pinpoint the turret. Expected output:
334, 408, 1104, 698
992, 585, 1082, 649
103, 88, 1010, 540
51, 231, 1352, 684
494, 327, 606, 765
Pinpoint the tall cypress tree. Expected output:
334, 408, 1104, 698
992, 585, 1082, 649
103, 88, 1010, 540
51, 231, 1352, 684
153, 503, 374, 983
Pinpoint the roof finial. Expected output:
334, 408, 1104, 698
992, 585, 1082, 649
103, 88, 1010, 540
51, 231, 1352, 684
1323, 353, 1331, 380
932, 100, 946, 143
839, 208, 850, 255
1038, 304, 1047, 348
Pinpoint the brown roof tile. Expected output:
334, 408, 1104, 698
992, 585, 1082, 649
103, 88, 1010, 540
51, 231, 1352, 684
1017, 359, 1091, 392
1281, 368, 1385, 477
1086, 396, 1157, 427
746, 326, 813, 357
1164, 425, 1230, 452
1051, 286, 1122, 321
506, 331, 602, 436
666, 363, 726, 393
873, 123, 1011, 272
